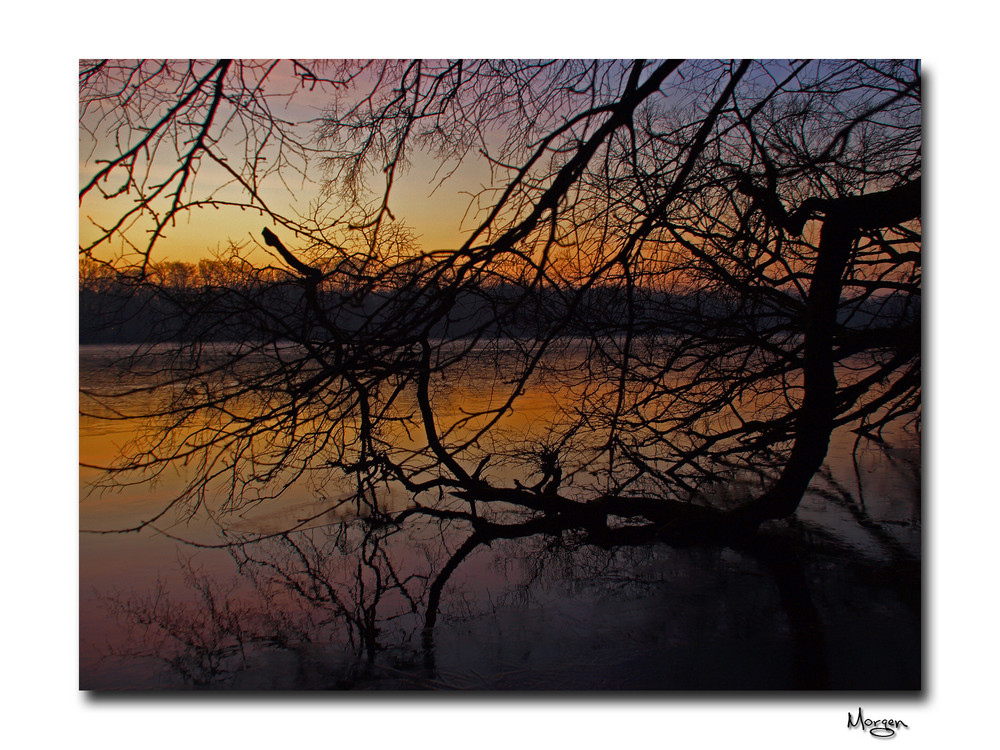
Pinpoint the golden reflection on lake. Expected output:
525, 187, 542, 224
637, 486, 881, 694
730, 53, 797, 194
79, 344, 919, 689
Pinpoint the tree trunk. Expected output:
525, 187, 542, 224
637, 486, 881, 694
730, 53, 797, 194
733, 178, 921, 525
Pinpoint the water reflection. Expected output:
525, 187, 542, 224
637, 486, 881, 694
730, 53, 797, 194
80, 345, 920, 690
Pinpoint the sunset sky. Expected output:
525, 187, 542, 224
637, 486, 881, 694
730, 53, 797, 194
79, 60, 497, 266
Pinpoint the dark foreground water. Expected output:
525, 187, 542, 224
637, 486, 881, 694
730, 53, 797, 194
80, 345, 920, 690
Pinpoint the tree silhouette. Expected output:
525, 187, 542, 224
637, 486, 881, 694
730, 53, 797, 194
81, 61, 920, 682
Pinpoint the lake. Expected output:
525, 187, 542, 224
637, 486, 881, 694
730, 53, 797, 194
80, 343, 920, 690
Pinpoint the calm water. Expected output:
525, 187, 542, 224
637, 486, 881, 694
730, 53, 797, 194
80, 344, 920, 690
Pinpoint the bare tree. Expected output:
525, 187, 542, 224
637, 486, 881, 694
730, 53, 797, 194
81, 60, 920, 640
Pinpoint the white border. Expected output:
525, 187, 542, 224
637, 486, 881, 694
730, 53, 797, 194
3, 5, 993, 749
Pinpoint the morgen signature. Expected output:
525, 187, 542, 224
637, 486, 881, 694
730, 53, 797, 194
848, 708, 909, 738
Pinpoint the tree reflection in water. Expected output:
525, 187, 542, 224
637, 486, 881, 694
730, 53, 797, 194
91, 433, 918, 690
